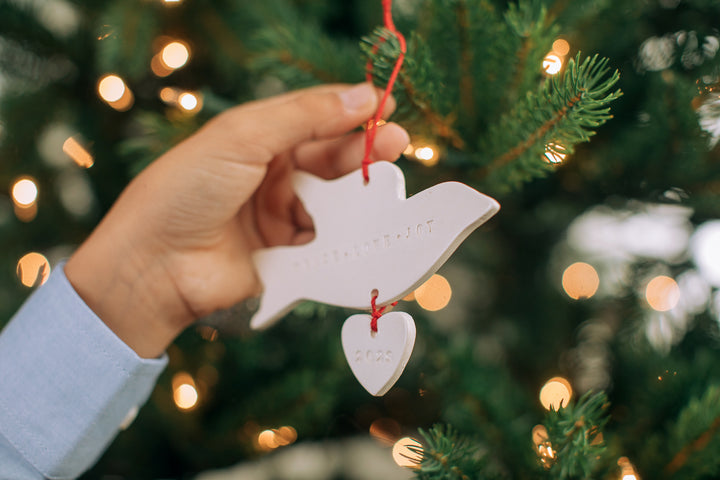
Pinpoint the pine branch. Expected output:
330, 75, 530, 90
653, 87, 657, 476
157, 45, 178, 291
251, 17, 363, 87
542, 391, 609, 479
663, 384, 720, 478
413, 424, 491, 480
481, 53, 621, 190
362, 28, 465, 148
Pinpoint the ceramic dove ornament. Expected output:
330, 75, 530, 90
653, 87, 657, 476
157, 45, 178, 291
249, 161, 500, 330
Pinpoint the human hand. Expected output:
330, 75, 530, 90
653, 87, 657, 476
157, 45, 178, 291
64, 83, 410, 358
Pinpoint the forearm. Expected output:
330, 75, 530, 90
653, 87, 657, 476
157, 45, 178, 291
0, 265, 167, 479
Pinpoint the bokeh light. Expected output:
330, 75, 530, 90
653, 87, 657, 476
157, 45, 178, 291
414, 274, 452, 311
544, 142, 567, 164
370, 417, 402, 446
414, 146, 438, 166
392, 437, 422, 468
645, 275, 680, 311
161, 41, 190, 69
256, 426, 297, 451
552, 38, 570, 56
11, 177, 38, 206
539, 377, 573, 410
97, 74, 134, 111
172, 372, 199, 411
97, 74, 126, 102
16, 252, 51, 287
691, 220, 720, 286
178, 92, 202, 113
562, 262, 599, 300
618, 456, 640, 480
542, 53, 563, 75
62, 137, 94, 168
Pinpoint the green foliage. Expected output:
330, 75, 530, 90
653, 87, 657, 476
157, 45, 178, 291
415, 425, 490, 480
663, 384, 720, 479
542, 391, 609, 479
482, 53, 621, 190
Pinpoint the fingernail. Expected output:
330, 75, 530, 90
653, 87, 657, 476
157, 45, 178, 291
339, 83, 375, 112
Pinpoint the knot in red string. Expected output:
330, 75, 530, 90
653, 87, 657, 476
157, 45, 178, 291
362, 0, 407, 184
370, 292, 398, 333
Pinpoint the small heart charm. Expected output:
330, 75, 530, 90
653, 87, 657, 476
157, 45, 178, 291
341, 311, 416, 396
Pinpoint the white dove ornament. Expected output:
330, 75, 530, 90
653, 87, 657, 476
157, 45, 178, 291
250, 161, 500, 329
250, 161, 499, 396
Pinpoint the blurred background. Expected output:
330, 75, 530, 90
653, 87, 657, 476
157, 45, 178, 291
2, 0, 720, 478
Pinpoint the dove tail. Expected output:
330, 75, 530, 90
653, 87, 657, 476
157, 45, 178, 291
249, 248, 302, 330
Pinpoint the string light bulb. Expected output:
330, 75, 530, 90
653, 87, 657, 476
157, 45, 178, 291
542, 53, 563, 75
172, 372, 199, 411
16, 252, 51, 287
544, 142, 567, 164
177, 91, 203, 113
645, 275, 680, 311
392, 437, 422, 468
562, 262, 599, 300
11, 178, 38, 207
62, 137, 94, 168
539, 377, 573, 410
414, 274, 452, 311
97, 74, 134, 111
161, 41, 190, 69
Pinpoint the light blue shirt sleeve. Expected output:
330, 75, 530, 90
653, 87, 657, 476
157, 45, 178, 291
0, 264, 168, 479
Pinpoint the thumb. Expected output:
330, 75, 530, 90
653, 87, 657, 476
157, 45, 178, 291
193, 83, 384, 161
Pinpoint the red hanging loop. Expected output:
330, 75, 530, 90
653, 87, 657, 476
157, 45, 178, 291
370, 291, 399, 333
362, 0, 407, 184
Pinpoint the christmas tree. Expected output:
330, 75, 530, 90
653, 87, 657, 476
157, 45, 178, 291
2, 0, 720, 478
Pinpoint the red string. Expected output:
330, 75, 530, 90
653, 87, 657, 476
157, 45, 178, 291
370, 292, 399, 333
362, 0, 407, 184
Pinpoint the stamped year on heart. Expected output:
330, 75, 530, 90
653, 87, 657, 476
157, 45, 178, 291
341, 311, 416, 396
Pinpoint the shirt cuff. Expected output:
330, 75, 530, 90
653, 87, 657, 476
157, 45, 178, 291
0, 263, 168, 480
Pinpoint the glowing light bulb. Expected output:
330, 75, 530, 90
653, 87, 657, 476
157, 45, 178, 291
16, 252, 51, 287
11, 178, 38, 206
544, 142, 567, 164
645, 275, 680, 311
542, 54, 563, 75
414, 274, 452, 311
552, 38, 570, 56
161, 41, 190, 69
562, 262, 599, 300
62, 137, 94, 168
178, 92, 202, 112
370, 417, 402, 446
539, 377, 573, 411
97, 74, 134, 111
97, 74, 126, 102
414, 146, 439, 166
392, 437, 422, 468
172, 372, 199, 410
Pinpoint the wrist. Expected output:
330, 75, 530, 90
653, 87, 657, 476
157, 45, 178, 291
65, 216, 194, 359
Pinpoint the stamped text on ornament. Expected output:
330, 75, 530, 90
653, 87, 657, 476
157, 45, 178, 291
293, 220, 435, 270
355, 350, 393, 363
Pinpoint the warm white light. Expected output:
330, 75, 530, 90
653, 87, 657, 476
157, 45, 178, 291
62, 137, 94, 168
539, 377, 573, 411
562, 262, 599, 300
415, 146, 435, 161
645, 275, 680, 311
11, 178, 38, 206
542, 54, 563, 75
692, 220, 720, 286
414, 274, 452, 311
97, 74, 126, 102
16, 252, 51, 287
161, 41, 190, 69
173, 384, 198, 410
178, 92, 199, 111
552, 38, 570, 56
544, 142, 567, 164
392, 437, 422, 468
